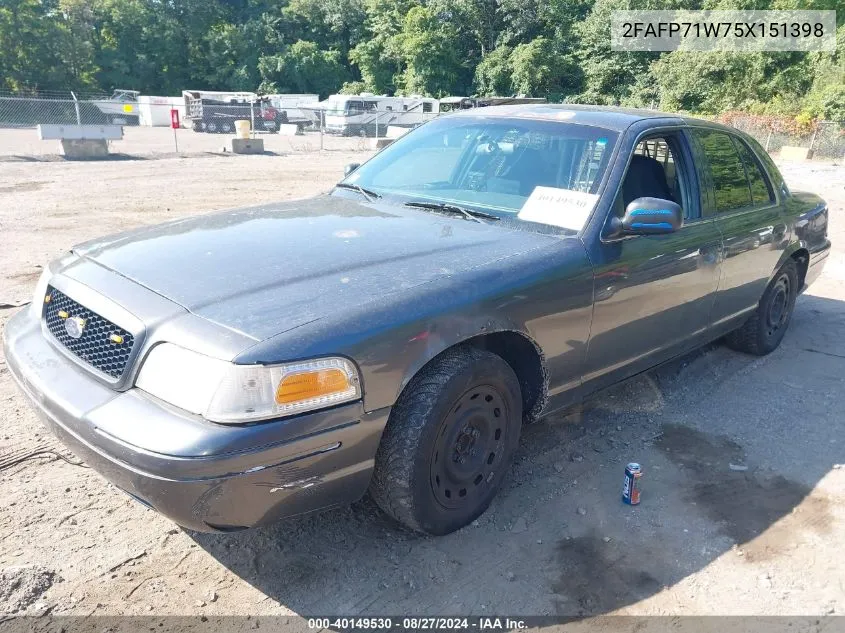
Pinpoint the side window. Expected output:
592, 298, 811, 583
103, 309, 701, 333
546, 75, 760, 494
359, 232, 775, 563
732, 137, 774, 205
422, 102, 433, 113
364, 101, 378, 111
614, 134, 691, 219
694, 130, 752, 212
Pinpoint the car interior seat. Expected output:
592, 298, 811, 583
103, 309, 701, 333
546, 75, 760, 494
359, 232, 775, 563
622, 154, 674, 207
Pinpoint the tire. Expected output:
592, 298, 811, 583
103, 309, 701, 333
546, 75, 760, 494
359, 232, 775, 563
220, 120, 233, 134
206, 120, 218, 134
725, 258, 798, 356
370, 346, 522, 535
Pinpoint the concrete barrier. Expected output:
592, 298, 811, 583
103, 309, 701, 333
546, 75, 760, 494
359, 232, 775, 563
386, 126, 410, 139
370, 138, 394, 150
231, 138, 265, 154
278, 124, 301, 136
780, 146, 813, 161
60, 139, 109, 159
37, 124, 123, 159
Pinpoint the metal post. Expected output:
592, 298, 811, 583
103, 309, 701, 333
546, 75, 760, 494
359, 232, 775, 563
250, 98, 255, 139
320, 109, 324, 151
70, 91, 81, 126
765, 129, 772, 152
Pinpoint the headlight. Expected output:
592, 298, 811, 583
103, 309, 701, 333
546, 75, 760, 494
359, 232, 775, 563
135, 343, 361, 424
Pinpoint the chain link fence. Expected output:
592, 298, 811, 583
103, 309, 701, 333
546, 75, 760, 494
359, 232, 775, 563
720, 115, 844, 160
0, 91, 143, 128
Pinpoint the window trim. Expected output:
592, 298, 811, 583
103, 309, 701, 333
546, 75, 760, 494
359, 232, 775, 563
729, 134, 777, 209
600, 125, 702, 243
688, 126, 781, 219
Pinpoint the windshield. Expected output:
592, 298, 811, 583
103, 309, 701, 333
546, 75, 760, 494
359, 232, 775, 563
341, 115, 617, 230
326, 99, 364, 115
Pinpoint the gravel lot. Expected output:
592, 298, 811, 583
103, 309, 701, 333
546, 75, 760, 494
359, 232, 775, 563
0, 149, 843, 623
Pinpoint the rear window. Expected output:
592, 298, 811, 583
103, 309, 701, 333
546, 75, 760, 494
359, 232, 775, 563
694, 130, 752, 212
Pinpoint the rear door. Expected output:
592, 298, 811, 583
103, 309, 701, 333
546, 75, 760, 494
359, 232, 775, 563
689, 128, 787, 329
583, 127, 723, 392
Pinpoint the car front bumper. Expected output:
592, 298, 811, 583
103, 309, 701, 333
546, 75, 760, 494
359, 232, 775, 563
3, 308, 389, 532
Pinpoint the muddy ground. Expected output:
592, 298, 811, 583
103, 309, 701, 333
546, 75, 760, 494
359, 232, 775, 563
0, 149, 843, 623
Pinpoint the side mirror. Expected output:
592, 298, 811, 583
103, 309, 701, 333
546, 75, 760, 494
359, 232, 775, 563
344, 163, 361, 177
619, 197, 683, 235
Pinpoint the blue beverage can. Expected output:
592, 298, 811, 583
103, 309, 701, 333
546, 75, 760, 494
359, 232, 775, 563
622, 462, 642, 505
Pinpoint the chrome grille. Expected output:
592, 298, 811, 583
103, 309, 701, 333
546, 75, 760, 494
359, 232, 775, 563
43, 286, 134, 379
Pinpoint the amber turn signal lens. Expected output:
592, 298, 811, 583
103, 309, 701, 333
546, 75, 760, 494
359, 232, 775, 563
275, 368, 351, 404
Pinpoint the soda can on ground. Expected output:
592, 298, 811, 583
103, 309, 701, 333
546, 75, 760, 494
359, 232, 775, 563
622, 462, 642, 505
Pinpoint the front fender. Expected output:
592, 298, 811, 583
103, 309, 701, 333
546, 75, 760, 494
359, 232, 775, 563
236, 239, 591, 415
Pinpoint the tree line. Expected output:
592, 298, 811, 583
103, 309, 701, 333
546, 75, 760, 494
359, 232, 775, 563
1, 0, 843, 120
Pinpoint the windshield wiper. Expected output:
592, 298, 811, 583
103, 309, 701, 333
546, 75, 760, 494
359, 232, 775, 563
335, 182, 381, 202
404, 201, 500, 223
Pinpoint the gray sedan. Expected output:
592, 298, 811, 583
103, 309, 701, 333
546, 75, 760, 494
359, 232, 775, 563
4, 105, 830, 535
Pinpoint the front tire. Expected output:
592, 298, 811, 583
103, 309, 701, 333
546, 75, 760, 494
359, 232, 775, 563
725, 259, 798, 355
370, 347, 522, 535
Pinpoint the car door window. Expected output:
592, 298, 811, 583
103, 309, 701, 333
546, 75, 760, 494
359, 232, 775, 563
614, 134, 692, 220
694, 130, 752, 213
732, 137, 774, 206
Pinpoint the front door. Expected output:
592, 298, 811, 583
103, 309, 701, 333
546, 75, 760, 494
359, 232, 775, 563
582, 129, 723, 393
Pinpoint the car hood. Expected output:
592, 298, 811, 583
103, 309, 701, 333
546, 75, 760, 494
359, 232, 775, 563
72, 195, 556, 340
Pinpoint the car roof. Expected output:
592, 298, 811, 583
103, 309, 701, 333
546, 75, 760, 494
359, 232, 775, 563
448, 103, 719, 133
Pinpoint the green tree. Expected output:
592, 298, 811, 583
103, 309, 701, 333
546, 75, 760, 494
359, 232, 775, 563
510, 37, 579, 99
258, 40, 349, 96
395, 5, 464, 96
474, 45, 513, 96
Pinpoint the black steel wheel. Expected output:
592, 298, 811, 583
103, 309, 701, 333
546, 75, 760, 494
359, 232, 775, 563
726, 258, 798, 355
220, 120, 233, 134
370, 346, 522, 535
430, 385, 509, 510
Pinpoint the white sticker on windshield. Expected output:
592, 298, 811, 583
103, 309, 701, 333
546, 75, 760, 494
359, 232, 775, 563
517, 186, 599, 231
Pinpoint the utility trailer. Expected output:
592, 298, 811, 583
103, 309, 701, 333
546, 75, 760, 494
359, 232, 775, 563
266, 94, 319, 129
182, 90, 289, 134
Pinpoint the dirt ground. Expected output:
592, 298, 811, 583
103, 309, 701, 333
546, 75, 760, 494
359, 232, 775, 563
0, 149, 844, 624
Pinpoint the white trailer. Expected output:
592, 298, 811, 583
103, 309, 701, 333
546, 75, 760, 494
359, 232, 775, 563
137, 95, 186, 127
267, 94, 319, 127
320, 94, 439, 136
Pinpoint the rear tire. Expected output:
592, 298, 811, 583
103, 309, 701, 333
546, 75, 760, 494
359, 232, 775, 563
220, 120, 233, 134
370, 346, 522, 535
725, 259, 798, 356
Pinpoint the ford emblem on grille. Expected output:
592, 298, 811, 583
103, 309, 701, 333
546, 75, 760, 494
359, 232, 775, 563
64, 316, 86, 339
